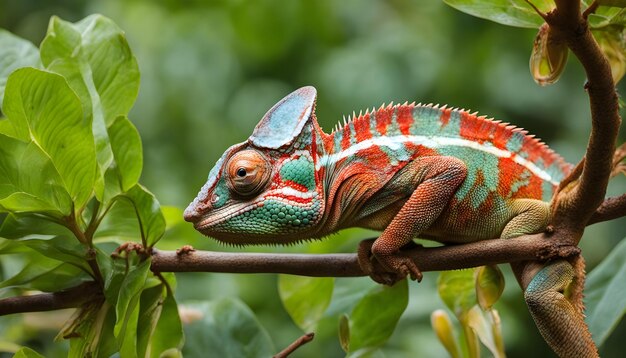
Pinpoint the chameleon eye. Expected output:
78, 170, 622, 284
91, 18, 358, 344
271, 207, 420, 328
227, 150, 271, 196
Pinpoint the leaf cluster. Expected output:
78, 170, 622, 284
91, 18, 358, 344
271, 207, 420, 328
0, 15, 181, 357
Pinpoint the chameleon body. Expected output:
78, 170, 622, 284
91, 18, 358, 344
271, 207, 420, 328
184, 87, 597, 357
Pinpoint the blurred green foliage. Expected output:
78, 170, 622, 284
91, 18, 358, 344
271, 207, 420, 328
0, 0, 625, 357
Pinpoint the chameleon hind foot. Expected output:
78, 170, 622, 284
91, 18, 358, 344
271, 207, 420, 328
358, 239, 423, 285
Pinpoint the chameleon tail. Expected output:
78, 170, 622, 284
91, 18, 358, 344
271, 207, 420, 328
520, 259, 598, 358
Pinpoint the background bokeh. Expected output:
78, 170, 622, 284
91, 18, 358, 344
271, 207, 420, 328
1, 0, 625, 357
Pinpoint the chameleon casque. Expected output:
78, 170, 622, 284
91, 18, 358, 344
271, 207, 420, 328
184, 86, 597, 357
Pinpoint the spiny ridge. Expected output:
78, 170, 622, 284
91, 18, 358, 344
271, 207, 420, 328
329, 102, 572, 179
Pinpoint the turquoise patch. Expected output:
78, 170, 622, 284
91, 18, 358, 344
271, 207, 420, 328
333, 131, 343, 152
280, 155, 316, 190
348, 122, 357, 146
211, 178, 230, 209
505, 131, 525, 153
214, 199, 321, 235
387, 108, 402, 136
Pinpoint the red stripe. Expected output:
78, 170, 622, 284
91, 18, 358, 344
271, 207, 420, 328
284, 180, 308, 193
341, 127, 351, 150
354, 113, 373, 142
376, 107, 393, 135
440, 108, 451, 127
397, 105, 414, 135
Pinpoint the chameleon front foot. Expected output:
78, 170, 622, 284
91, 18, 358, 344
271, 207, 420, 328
357, 239, 423, 285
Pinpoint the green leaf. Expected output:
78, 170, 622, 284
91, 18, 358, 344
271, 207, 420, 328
182, 298, 274, 358
0, 213, 70, 240
466, 306, 502, 358
475, 265, 505, 310
18, 235, 91, 273
114, 257, 151, 337
339, 313, 350, 352
2, 67, 96, 210
431, 309, 461, 358
119, 293, 141, 358
278, 275, 334, 331
585, 237, 626, 346
588, 7, 626, 28
136, 285, 165, 358
149, 289, 184, 357
40, 15, 140, 197
593, 29, 626, 83
438, 269, 477, 317
348, 279, 408, 352
41, 15, 139, 129
0, 135, 72, 216
108, 115, 143, 192
598, 0, 626, 7
123, 185, 166, 248
443, 0, 555, 28
0, 258, 87, 292
12, 346, 45, 358
0, 30, 40, 109
95, 185, 165, 247
65, 301, 118, 358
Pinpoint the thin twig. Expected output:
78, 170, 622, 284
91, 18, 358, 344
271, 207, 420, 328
582, 0, 599, 19
273, 332, 315, 358
588, 194, 626, 225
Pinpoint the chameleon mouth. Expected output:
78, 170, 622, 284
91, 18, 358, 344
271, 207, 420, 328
193, 202, 260, 233
193, 187, 318, 233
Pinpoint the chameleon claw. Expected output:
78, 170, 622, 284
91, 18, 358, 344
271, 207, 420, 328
176, 245, 196, 255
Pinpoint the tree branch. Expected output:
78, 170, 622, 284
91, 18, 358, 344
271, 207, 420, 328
149, 234, 577, 276
0, 233, 581, 316
0, 282, 99, 316
546, 1, 621, 235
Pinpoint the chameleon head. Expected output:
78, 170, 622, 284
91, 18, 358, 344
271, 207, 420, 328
183, 86, 326, 244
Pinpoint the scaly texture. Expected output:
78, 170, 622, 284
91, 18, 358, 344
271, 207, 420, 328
184, 86, 595, 357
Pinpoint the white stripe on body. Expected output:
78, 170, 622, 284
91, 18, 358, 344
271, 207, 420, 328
316, 135, 558, 185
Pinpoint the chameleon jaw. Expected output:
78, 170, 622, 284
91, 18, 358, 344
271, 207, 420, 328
192, 201, 262, 234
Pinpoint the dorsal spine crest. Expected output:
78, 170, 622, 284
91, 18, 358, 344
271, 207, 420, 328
327, 102, 571, 184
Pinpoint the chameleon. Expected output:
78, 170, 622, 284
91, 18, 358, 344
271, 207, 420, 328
184, 86, 597, 357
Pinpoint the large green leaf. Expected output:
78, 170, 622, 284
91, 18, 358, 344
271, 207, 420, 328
443, 0, 555, 28
2, 68, 96, 210
278, 275, 334, 331
108, 115, 143, 192
182, 298, 275, 358
0, 30, 40, 109
348, 279, 408, 352
0, 135, 72, 216
40, 15, 140, 195
585, 237, 626, 346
